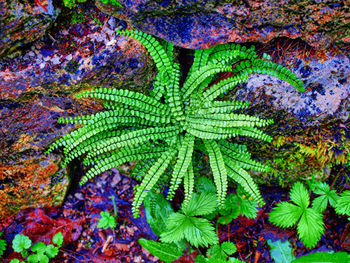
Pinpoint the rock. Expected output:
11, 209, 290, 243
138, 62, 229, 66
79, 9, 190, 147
98, 0, 350, 49
0, 0, 57, 58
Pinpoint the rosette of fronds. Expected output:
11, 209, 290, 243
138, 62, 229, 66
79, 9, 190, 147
47, 29, 304, 217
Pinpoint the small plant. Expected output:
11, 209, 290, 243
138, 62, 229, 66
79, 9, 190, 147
9, 232, 63, 263
97, 196, 118, 229
269, 182, 325, 249
0, 232, 7, 257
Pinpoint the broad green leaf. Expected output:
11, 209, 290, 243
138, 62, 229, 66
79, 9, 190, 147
45, 244, 59, 258
9, 259, 21, 263
31, 242, 46, 253
290, 182, 309, 209
138, 238, 182, 263
238, 197, 258, 219
267, 239, 295, 263
207, 244, 225, 260
12, 234, 32, 253
144, 191, 174, 236
52, 232, 64, 247
297, 208, 324, 249
196, 177, 217, 194
97, 211, 117, 229
269, 202, 303, 228
160, 213, 188, 244
182, 193, 217, 217
312, 195, 328, 213
292, 251, 350, 263
221, 242, 237, 256
335, 191, 350, 216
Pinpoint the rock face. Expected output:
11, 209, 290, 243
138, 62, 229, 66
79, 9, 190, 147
100, 0, 350, 49
0, 0, 349, 216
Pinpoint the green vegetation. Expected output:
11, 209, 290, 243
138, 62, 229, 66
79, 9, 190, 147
1, 232, 64, 263
97, 196, 118, 229
47, 28, 304, 218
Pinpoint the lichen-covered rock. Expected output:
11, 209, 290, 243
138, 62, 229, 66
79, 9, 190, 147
0, 0, 57, 58
98, 0, 350, 49
0, 5, 155, 216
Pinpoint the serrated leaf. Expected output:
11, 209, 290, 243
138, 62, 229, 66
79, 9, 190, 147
144, 191, 174, 236
221, 242, 237, 256
12, 234, 32, 253
138, 238, 182, 263
52, 232, 63, 247
267, 239, 296, 263
290, 182, 309, 209
97, 211, 117, 229
312, 181, 330, 195
160, 213, 218, 247
31, 242, 46, 253
292, 251, 350, 263
196, 177, 217, 194
45, 244, 59, 258
0, 234, 6, 257
206, 244, 225, 260
182, 193, 217, 217
312, 195, 328, 213
269, 202, 303, 228
238, 197, 258, 219
297, 208, 324, 249
335, 190, 350, 216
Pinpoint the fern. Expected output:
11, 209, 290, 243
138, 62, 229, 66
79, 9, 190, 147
269, 182, 325, 249
47, 28, 304, 217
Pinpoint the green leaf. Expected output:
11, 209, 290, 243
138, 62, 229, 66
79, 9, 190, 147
52, 232, 64, 247
182, 192, 217, 217
238, 197, 258, 219
290, 182, 309, 209
0, 233, 6, 257
297, 208, 324, 249
12, 234, 32, 253
312, 195, 328, 213
269, 202, 303, 228
31, 242, 46, 253
97, 211, 117, 229
161, 213, 218, 247
10, 259, 21, 263
45, 244, 59, 258
221, 242, 237, 256
335, 190, 350, 216
196, 177, 217, 194
292, 251, 350, 263
138, 238, 182, 263
144, 191, 174, 236
267, 239, 296, 263
207, 244, 225, 260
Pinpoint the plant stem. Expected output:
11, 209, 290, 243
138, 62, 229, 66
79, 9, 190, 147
109, 196, 118, 218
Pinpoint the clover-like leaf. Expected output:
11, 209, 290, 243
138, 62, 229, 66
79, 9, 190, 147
269, 202, 303, 228
182, 193, 217, 217
335, 190, 350, 216
290, 182, 309, 209
31, 242, 46, 254
97, 211, 117, 229
12, 234, 32, 253
52, 232, 64, 247
45, 244, 59, 258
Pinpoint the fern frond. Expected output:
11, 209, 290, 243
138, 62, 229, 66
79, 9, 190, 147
86, 126, 181, 158
219, 141, 269, 172
167, 133, 195, 200
233, 126, 273, 142
76, 88, 169, 115
194, 100, 250, 114
184, 122, 238, 140
202, 73, 249, 102
208, 43, 258, 65
187, 49, 211, 78
186, 113, 273, 128
223, 156, 265, 205
166, 63, 185, 122
183, 163, 194, 208
132, 147, 177, 217
80, 145, 167, 185
203, 139, 228, 206
182, 65, 232, 99
116, 29, 173, 80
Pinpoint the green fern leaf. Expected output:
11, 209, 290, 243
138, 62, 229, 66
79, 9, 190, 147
203, 139, 228, 206
183, 163, 194, 208
132, 147, 177, 217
